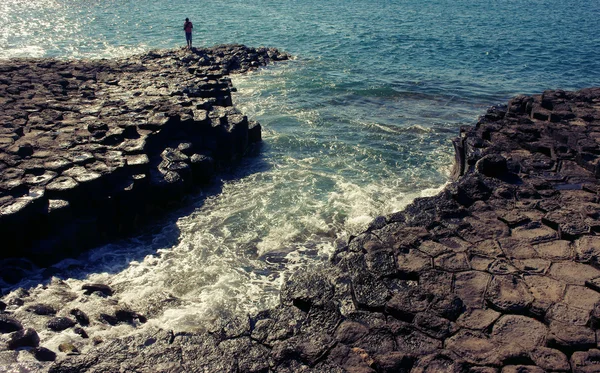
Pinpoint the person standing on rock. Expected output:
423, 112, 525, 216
183, 18, 193, 49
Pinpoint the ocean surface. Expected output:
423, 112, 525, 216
1, 0, 600, 333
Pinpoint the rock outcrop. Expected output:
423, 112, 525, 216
2, 59, 600, 371
0, 45, 290, 270
39, 87, 600, 373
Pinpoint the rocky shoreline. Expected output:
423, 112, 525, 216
0, 45, 289, 276
2, 52, 600, 371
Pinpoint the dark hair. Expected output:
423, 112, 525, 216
185, 18, 189, 21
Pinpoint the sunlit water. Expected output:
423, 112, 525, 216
1, 0, 600, 333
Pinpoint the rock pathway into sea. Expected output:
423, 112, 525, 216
0, 45, 289, 266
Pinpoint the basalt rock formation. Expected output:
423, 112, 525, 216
27, 87, 600, 373
0, 45, 289, 270
2, 63, 600, 370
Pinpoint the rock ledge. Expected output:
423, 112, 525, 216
0, 45, 290, 268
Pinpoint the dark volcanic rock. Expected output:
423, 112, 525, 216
475, 153, 509, 178
47, 317, 76, 332
69, 308, 90, 326
34, 346, 57, 362
0, 314, 23, 333
26, 303, 57, 316
4, 78, 600, 370
280, 270, 334, 310
81, 283, 113, 296
0, 45, 288, 264
99, 313, 119, 326
7, 327, 39, 349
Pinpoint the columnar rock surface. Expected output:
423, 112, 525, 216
0, 45, 289, 267
2, 76, 600, 369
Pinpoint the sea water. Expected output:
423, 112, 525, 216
1, 0, 599, 332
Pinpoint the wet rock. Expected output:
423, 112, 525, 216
251, 306, 307, 345
353, 272, 390, 309
58, 342, 80, 355
448, 175, 494, 207
73, 327, 88, 339
280, 270, 334, 310
82, 283, 113, 296
221, 337, 270, 373
4, 78, 600, 371
0, 314, 23, 333
115, 309, 141, 324
365, 249, 397, 277
301, 303, 342, 336
99, 313, 119, 326
26, 303, 57, 315
47, 317, 76, 331
69, 308, 90, 326
34, 346, 57, 361
0, 259, 34, 284
0, 46, 273, 263
7, 327, 39, 349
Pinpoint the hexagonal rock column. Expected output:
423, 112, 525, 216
0, 46, 290, 269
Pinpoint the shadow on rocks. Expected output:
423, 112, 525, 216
0, 147, 271, 292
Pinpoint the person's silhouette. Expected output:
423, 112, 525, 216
183, 18, 193, 49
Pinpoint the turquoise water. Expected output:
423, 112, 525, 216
2, 0, 600, 330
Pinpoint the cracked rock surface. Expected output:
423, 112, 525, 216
0, 45, 289, 268
3, 68, 600, 370
43, 88, 600, 372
